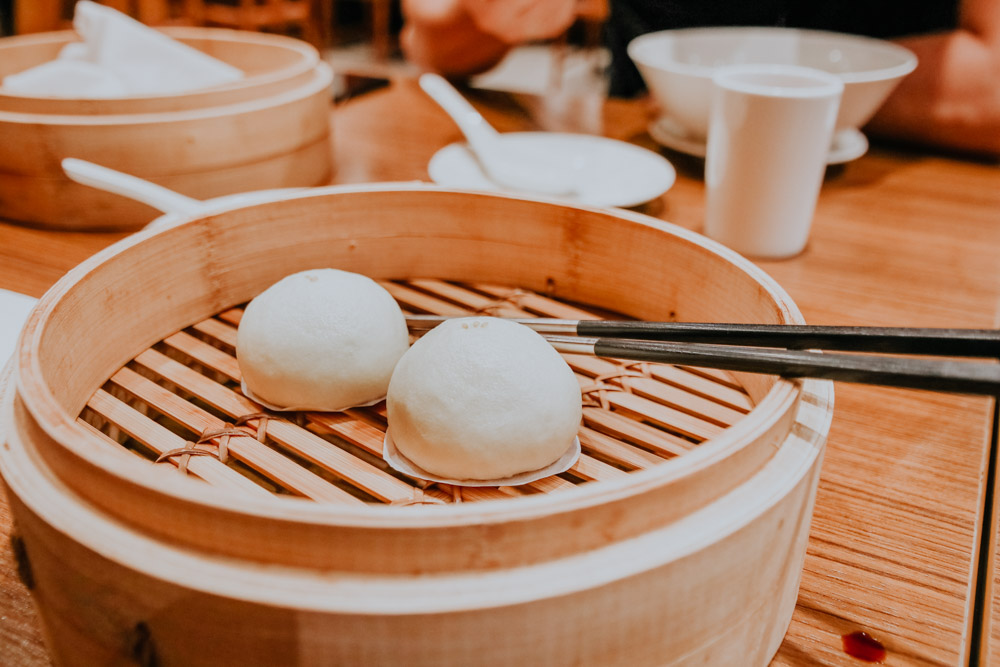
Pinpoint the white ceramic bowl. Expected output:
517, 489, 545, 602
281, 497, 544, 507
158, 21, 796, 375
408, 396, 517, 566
628, 27, 917, 140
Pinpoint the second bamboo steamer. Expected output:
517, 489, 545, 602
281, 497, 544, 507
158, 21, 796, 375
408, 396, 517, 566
0, 29, 332, 231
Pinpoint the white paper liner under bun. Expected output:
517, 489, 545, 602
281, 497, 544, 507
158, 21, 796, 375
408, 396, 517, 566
383, 430, 581, 487
240, 379, 386, 413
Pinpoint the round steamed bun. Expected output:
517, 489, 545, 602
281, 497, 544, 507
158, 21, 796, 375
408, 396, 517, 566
387, 317, 582, 481
236, 269, 409, 411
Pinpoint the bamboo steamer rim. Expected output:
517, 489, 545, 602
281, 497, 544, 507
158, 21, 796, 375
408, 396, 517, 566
0, 60, 333, 126
14, 183, 807, 531
0, 356, 834, 613
0, 27, 320, 105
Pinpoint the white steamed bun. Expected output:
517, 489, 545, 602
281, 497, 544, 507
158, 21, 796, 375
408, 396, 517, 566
237, 269, 409, 411
387, 316, 582, 481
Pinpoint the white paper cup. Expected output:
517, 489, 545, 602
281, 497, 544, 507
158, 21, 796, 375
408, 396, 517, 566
704, 64, 843, 259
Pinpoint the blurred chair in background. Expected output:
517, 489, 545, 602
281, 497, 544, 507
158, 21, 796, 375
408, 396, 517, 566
11, 0, 336, 47
184, 0, 329, 47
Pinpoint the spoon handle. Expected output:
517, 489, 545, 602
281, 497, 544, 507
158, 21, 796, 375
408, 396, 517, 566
418, 73, 500, 155
62, 158, 205, 216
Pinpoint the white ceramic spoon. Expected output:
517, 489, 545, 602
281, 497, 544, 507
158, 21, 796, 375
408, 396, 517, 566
418, 73, 581, 197
62, 158, 304, 230
62, 158, 205, 217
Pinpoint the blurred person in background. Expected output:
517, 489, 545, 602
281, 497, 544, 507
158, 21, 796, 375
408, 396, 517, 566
400, 0, 1000, 156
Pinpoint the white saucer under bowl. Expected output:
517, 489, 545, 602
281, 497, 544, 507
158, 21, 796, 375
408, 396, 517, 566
648, 116, 869, 165
427, 132, 676, 208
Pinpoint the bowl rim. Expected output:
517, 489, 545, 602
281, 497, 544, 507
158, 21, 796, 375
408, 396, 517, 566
627, 26, 918, 85
13, 183, 813, 535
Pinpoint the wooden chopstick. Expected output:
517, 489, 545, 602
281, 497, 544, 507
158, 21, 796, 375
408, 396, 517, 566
405, 316, 1000, 396
405, 316, 1000, 358
545, 336, 1000, 396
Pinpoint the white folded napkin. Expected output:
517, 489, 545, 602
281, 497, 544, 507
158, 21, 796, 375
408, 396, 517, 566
0, 289, 37, 366
1, 58, 129, 97
2, 1, 244, 98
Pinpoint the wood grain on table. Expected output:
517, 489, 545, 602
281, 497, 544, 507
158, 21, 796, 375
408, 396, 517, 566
1, 77, 999, 666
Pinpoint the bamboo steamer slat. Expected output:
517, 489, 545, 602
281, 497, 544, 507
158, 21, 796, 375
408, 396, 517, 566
0, 136, 332, 226
0, 65, 332, 173
2, 185, 835, 664
0, 28, 320, 115
10, 184, 811, 571
0, 63, 333, 230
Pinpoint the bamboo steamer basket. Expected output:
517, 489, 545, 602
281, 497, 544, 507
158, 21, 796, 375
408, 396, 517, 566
0, 27, 320, 115
0, 61, 333, 231
1, 184, 834, 665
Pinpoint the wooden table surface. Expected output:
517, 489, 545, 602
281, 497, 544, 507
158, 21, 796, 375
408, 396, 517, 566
1, 76, 999, 666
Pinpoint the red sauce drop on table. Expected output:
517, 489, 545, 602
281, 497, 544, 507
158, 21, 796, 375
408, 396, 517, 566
841, 631, 886, 663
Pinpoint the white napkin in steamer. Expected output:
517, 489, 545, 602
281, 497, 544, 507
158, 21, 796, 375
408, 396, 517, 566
1, 1, 244, 98
0, 289, 37, 366
2, 58, 129, 97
